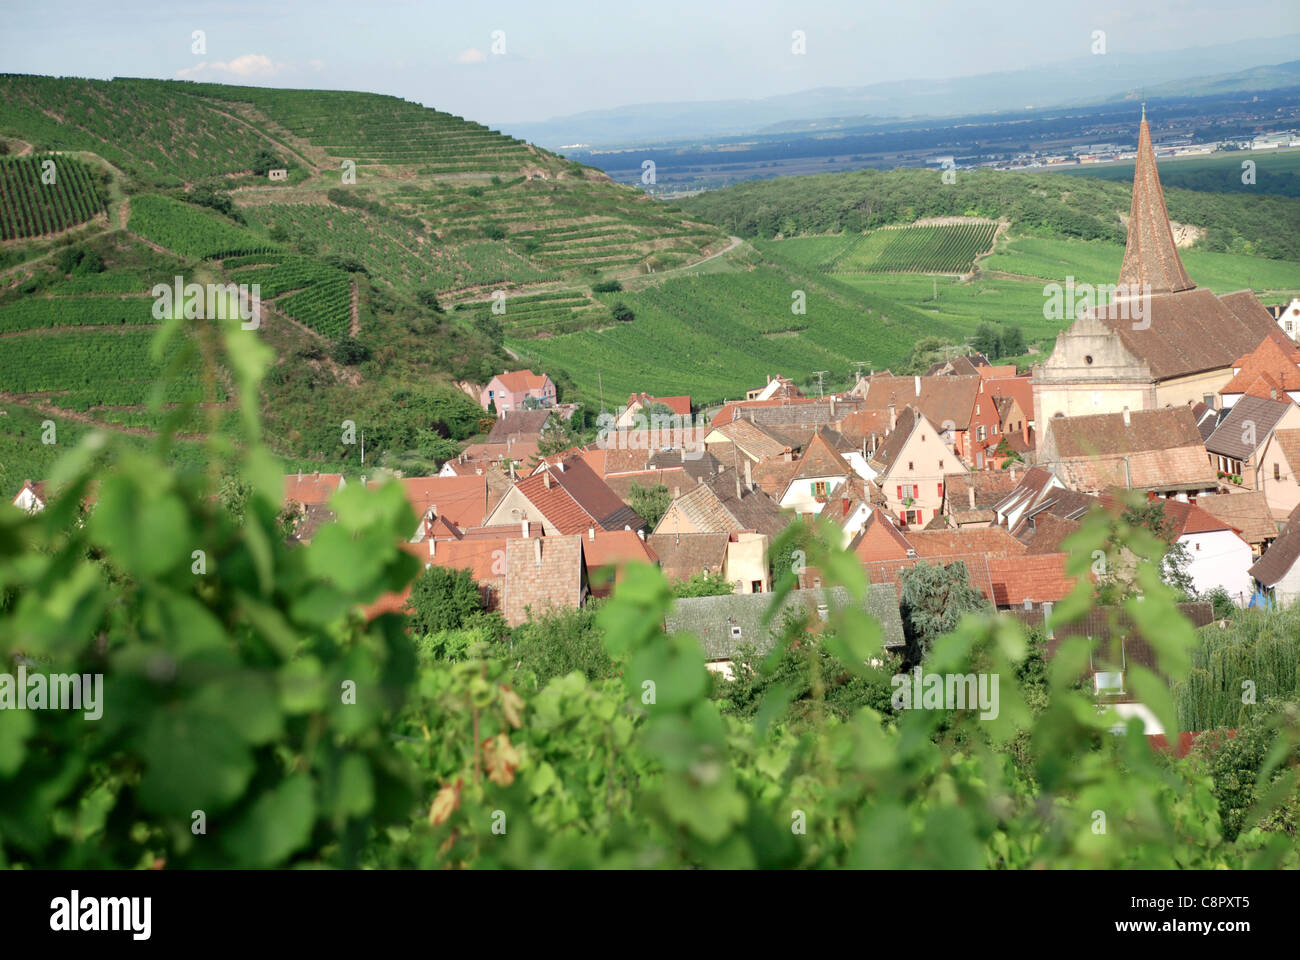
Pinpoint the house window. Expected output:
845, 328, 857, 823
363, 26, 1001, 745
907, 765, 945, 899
730, 624, 742, 639
908, 461, 914, 471
1276, 463, 1282, 481
977, 426, 986, 442
939, 460, 944, 470
906, 509, 920, 525
751, 580, 763, 593
938, 482, 944, 498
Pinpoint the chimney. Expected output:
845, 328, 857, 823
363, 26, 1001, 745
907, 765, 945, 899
297, 469, 302, 481
543, 471, 551, 489
509, 462, 515, 481
534, 538, 542, 566
673, 486, 680, 498
888, 403, 897, 432
744, 458, 753, 491
588, 526, 595, 541
1043, 600, 1055, 639
968, 486, 976, 509
1122, 407, 1131, 426
914, 375, 921, 397
428, 538, 436, 557
830, 395, 836, 418
1009, 467, 1017, 483
783, 449, 793, 463
520, 518, 529, 539
735, 468, 742, 500
637, 529, 645, 541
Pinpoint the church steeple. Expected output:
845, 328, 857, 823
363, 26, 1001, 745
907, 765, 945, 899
1117, 112, 1195, 296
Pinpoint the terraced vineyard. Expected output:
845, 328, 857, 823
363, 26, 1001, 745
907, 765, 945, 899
129, 194, 280, 260
227, 255, 352, 339
199, 85, 538, 173
828, 220, 999, 274
0, 154, 105, 240
0, 76, 280, 184
462, 290, 610, 337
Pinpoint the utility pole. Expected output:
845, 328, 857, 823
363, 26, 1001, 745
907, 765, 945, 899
813, 370, 829, 398
598, 372, 605, 414
360, 429, 365, 466
852, 360, 872, 382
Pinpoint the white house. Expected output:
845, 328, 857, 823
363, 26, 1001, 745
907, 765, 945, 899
1166, 500, 1254, 604
776, 431, 855, 516
1250, 509, 1300, 606
10, 479, 47, 514
1273, 298, 1300, 341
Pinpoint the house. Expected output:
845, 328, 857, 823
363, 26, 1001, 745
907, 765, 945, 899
486, 409, 552, 444
267, 168, 288, 181
1160, 499, 1255, 603
482, 457, 646, 535
992, 467, 1066, 531
1033, 116, 1282, 420
664, 585, 906, 676
1249, 505, 1300, 606
287, 503, 336, 546
578, 527, 657, 598
745, 374, 803, 401
11, 479, 48, 514
775, 430, 856, 515
614, 393, 691, 430
1038, 406, 1216, 499
866, 405, 956, 528
940, 471, 1019, 528
925, 353, 992, 377
1256, 427, 1300, 520
653, 471, 788, 541
1218, 335, 1300, 409
648, 531, 730, 583
704, 417, 793, 464
480, 369, 556, 415
1268, 297, 1300, 340
284, 472, 346, 506
856, 375, 982, 466
397, 474, 491, 537
503, 534, 587, 626
1195, 491, 1278, 558
1204, 394, 1300, 492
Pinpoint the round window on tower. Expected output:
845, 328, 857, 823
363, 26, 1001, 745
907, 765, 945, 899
1084, 355, 1094, 365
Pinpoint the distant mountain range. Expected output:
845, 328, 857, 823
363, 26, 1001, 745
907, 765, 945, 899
503, 34, 1300, 148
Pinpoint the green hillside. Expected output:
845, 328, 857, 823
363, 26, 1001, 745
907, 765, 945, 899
2, 73, 1297, 494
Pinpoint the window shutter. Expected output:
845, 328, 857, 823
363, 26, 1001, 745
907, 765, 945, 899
938, 483, 944, 499
896, 485, 903, 500
899, 511, 907, 525
913, 484, 919, 499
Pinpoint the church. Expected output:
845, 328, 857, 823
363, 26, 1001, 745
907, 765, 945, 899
1032, 110, 1284, 425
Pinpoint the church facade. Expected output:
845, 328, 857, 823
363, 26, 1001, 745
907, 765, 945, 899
1032, 112, 1283, 425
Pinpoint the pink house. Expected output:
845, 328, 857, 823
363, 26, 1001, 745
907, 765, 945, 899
481, 369, 556, 416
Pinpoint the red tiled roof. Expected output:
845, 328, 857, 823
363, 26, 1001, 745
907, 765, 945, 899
1220, 335, 1300, 395
987, 553, 1076, 606
284, 473, 344, 505
398, 475, 488, 529
983, 375, 1036, 422
495, 369, 549, 392
907, 527, 1028, 559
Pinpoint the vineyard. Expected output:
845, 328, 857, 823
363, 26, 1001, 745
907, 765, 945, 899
463, 289, 609, 337
510, 264, 939, 403
0, 295, 158, 333
826, 220, 1000, 274
0, 76, 281, 184
0, 328, 215, 409
128, 194, 281, 260
0, 154, 105, 240
198, 85, 540, 173
227, 256, 353, 339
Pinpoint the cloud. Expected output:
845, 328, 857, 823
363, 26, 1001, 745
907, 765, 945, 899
456, 48, 487, 64
308, 59, 325, 72
176, 53, 283, 80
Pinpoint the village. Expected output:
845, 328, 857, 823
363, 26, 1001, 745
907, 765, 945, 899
11, 115, 1300, 740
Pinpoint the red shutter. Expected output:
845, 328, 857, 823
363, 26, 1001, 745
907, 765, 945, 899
896, 485, 903, 500
938, 482, 944, 499
912, 484, 919, 499
899, 511, 907, 526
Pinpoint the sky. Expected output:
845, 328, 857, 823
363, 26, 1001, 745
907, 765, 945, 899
1, 1, 1297, 125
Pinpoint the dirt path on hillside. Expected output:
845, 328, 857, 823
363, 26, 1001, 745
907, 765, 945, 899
349, 279, 359, 336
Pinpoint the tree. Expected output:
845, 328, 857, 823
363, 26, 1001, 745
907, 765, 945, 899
971, 322, 1002, 360
671, 570, 733, 598
899, 560, 990, 661
538, 413, 584, 457
249, 148, 284, 176
405, 566, 484, 635
1115, 499, 1195, 599
627, 482, 672, 530
902, 336, 959, 375
416, 288, 443, 313
1001, 324, 1026, 356
1194, 699, 1300, 842
610, 300, 635, 322
331, 337, 370, 366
